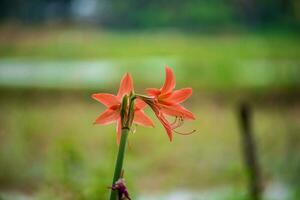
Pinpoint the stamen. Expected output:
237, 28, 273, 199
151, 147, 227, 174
170, 117, 178, 126
140, 96, 195, 138
171, 116, 184, 129
173, 129, 196, 135
172, 116, 196, 135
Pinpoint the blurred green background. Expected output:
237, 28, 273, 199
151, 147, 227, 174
0, 0, 300, 200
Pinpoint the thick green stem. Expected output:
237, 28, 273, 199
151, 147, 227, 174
109, 127, 129, 200
109, 96, 135, 200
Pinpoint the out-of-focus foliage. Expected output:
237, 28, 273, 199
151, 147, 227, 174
0, 0, 299, 199
0, 91, 299, 199
0, 0, 299, 29
105, 0, 300, 29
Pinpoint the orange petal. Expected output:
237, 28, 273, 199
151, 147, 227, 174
134, 110, 154, 127
163, 88, 192, 104
160, 66, 176, 94
116, 117, 122, 145
117, 73, 134, 99
157, 113, 173, 141
164, 125, 173, 141
92, 93, 120, 107
94, 109, 120, 125
161, 105, 195, 120
135, 98, 147, 110
146, 101, 173, 141
145, 88, 161, 97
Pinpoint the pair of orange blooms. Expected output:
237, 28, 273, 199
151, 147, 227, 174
92, 66, 195, 143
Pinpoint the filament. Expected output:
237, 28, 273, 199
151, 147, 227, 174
170, 117, 178, 126
171, 116, 196, 135
173, 129, 196, 135
171, 116, 184, 129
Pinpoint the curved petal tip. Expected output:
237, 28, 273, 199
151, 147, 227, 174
161, 66, 176, 94
117, 73, 134, 99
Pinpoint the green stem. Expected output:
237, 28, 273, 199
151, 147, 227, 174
109, 95, 135, 200
109, 127, 129, 200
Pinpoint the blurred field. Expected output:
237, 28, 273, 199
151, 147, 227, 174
0, 90, 299, 200
0, 28, 300, 200
0, 27, 300, 91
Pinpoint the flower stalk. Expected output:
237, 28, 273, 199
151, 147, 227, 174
109, 127, 129, 200
109, 95, 135, 200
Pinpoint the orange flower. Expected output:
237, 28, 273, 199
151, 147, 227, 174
92, 73, 153, 144
139, 66, 195, 141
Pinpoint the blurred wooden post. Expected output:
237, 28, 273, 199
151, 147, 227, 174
238, 103, 262, 200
